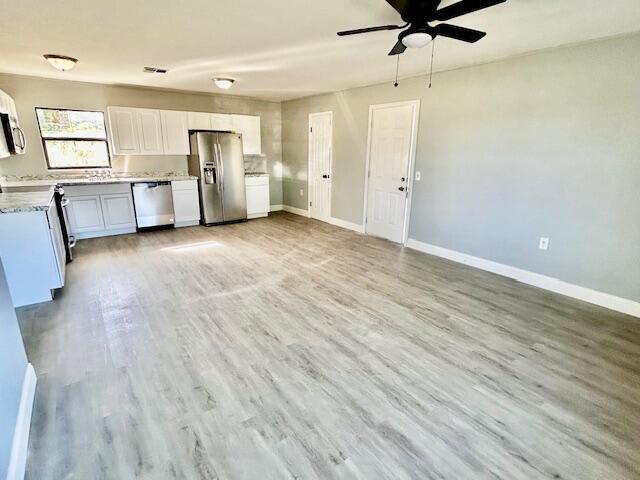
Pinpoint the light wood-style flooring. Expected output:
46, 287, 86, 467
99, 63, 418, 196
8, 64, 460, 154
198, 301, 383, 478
18, 212, 640, 479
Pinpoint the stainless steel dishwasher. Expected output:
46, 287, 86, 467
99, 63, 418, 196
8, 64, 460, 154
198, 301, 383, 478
132, 182, 175, 229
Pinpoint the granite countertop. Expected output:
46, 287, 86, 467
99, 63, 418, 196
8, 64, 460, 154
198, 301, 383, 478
0, 186, 55, 214
0, 171, 198, 188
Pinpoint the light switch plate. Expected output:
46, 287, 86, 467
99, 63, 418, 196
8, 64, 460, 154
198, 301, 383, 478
415, 171, 421, 181
539, 237, 550, 251
299, 189, 304, 197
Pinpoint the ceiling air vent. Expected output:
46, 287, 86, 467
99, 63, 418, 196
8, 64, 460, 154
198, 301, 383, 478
143, 67, 168, 74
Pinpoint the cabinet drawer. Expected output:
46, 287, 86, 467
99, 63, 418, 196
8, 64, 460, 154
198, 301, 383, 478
64, 183, 132, 196
171, 179, 198, 191
244, 175, 269, 187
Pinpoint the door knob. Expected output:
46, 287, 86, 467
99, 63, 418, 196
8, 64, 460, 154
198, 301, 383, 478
322, 174, 330, 179
398, 186, 405, 191
401, 177, 405, 182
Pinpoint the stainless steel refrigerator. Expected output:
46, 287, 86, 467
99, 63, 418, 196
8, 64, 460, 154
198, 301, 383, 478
188, 131, 247, 225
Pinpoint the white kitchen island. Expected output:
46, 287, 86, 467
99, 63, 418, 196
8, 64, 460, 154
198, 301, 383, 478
0, 187, 65, 307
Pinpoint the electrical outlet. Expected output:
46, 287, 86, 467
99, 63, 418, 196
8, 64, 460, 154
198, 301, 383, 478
299, 189, 304, 197
415, 171, 421, 181
539, 237, 550, 251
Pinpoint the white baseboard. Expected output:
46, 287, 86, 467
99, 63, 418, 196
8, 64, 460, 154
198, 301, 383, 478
325, 216, 364, 234
6, 364, 36, 480
174, 220, 199, 228
405, 238, 640, 318
248, 212, 269, 219
270, 204, 283, 212
282, 205, 311, 217
280, 206, 364, 234
74, 227, 136, 240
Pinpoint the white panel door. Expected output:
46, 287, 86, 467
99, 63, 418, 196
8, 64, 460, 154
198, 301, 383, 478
187, 111, 211, 130
365, 102, 418, 243
108, 108, 140, 154
100, 194, 136, 230
210, 114, 233, 131
231, 115, 262, 155
136, 110, 164, 154
66, 196, 105, 234
160, 110, 190, 154
308, 112, 332, 222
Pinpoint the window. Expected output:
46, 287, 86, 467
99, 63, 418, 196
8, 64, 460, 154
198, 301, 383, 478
35, 108, 111, 169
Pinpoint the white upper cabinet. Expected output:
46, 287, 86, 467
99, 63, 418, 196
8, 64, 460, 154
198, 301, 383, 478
160, 110, 189, 155
231, 115, 262, 155
210, 113, 233, 131
108, 108, 140, 154
187, 111, 211, 131
187, 112, 233, 132
108, 107, 163, 155
136, 109, 164, 155
108, 107, 261, 156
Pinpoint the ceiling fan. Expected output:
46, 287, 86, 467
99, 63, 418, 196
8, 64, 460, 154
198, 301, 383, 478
337, 0, 506, 56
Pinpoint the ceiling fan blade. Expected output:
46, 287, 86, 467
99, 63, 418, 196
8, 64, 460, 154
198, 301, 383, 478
434, 23, 486, 43
388, 40, 407, 56
387, 0, 437, 23
385, 0, 411, 15
337, 24, 405, 36
435, 0, 506, 21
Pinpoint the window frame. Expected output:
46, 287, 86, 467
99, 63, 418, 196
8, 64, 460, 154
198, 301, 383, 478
35, 107, 112, 170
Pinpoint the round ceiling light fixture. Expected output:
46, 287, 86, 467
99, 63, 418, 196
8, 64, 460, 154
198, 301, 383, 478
213, 78, 235, 90
43, 54, 78, 72
401, 31, 434, 49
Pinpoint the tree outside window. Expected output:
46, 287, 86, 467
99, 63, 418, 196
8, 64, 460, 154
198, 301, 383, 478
35, 108, 111, 169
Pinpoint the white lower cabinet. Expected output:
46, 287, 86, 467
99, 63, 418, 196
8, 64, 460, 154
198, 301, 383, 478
171, 180, 200, 227
0, 204, 65, 307
245, 175, 270, 219
100, 194, 137, 230
66, 195, 105, 234
65, 184, 137, 239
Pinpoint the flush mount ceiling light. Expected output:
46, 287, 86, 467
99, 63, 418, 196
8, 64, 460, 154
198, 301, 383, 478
43, 54, 78, 72
401, 31, 434, 49
213, 78, 235, 90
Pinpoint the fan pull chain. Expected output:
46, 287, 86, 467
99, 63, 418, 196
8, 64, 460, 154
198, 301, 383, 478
428, 39, 436, 89
394, 55, 400, 87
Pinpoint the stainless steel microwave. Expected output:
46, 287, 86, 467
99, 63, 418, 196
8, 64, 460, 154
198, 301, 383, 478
0, 112, 25, 155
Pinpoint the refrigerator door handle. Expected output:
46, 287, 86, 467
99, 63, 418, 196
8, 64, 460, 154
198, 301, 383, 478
217, 143, 224, 184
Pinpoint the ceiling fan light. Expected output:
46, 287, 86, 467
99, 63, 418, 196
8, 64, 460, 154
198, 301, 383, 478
43, 54, 78, 71
402, 32, 433, 49
213, 78, 235, 90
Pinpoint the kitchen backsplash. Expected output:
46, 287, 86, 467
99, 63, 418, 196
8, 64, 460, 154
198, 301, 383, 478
244, 157, 267, 173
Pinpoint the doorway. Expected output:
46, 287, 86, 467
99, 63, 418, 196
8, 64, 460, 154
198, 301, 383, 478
308, 112, 333, 222
363, 101, 420, 244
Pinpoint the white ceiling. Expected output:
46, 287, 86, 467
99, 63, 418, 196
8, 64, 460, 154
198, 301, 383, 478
0, 0, 639, 101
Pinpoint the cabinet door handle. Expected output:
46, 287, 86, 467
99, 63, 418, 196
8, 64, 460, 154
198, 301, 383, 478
398, 186, 405, 192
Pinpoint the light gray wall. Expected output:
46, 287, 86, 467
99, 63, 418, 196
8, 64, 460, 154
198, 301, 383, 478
282, 33, 640, 303
0, 259, 28, 478
0, 74, 283, 205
